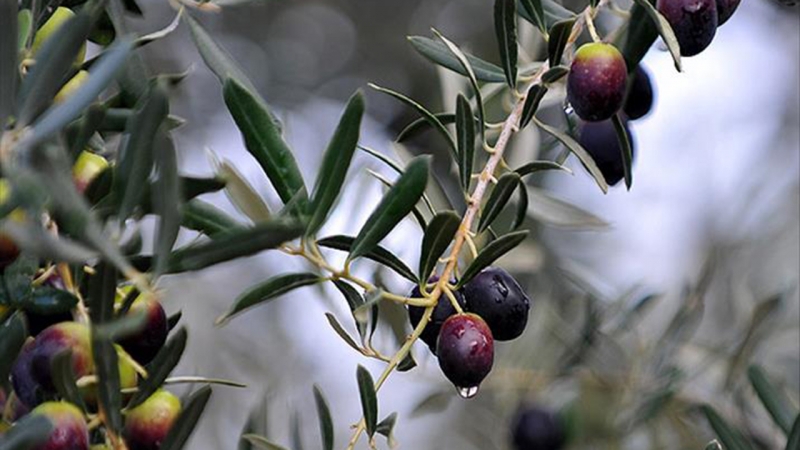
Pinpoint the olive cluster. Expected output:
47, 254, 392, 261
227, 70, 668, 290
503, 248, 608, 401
407, 267, 531, 395
567, 0, 740, 186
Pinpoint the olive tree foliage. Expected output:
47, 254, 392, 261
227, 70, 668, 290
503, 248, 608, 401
0, 0, 797, 449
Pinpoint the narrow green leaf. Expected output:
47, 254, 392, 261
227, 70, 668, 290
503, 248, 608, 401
152, 133, 182, 276
397, 113, 456, 142
26, 38, 133, 147
224, 78, 306, 205
519, 85, 548, 129
356, 365, 378, 437
526, 186, 608, 228
431, 30, 486, 142
50, 350, 87, 412
397, 353, 417, 372
515, 160, 571, 177
366, 170, 430, 232
16, 12, 94, 126
630, 0, 682, 72
167, 219, 304, 273
353, 290, 383, 324
542, 65, 569, 83
419, 211, 460, 281
116, 81, 169, 221
240, 435, 290, 450
313, 385, 334, 450
0, 0, 18, 130
307, 91, 364, 235
611, 114, 634, 190
517, 0, 576, 29
547, 19, 576, 66
619, 3, 658, 72
0, 312, 27, 386
217, 273, 322, 324
325, 312, 362, 353
456, 96, 476, 190
128, 328, 187, 409
91, 337, 123, 434
458, 230, 529, 287
748, 365, 797, 434
494, 0, 518, 88
407, 36, 506, 83
216, 161, 272, 223
68, 104, 106, 158
368, 84, 456, 158
161, 385, 213, 450
787, 415, 800, 450
358, 145, 436, 215
348, 156, 431, 262
533, 117, 609, 194
512, 181, 528, 230
318, 235, 417, 282
14, 286, 77, 315
519, 0, 547, 34
17, 10, 32, 52
700, 405, 755, 450
478, 173, 521, 232
185, 15, 258, 93
181, 199, 244, 237
0, 415, 52, 450
332, 279, 365, 312
0, 220, 97, 263
376, 412, 398, 447
88, 262, 117, 324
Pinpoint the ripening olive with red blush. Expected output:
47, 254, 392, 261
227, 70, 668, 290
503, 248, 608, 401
124, 390, 181, 450
11, 322, 93, 408
567, 43, 628, 122
436, 313, 494, 394
29, 401, 90, 450
657, 0, 718, 57
118, 297, 168, 365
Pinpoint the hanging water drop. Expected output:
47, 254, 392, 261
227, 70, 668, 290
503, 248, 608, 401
456, 385, 480, 399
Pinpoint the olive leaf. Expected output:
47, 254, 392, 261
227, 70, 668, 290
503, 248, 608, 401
224, 78, 307, 206
216, 273, 323, 324
519, 0, 547, 35
458, 230, 528, 287
0, 312, 27, 387
630, 0, 682, 71
419, 211, 461, 281
519, 84, 548, 129
532, 117, 609, 194
478, 172, 521, 233
407, 36, 506, 83
456, 95, 476, 190
700, 405, 755, 450
313, 385, 334, 450
748, 365, 797, 434
0, 0, 18, 130
494, 0, 518, 88
368, 84, 456, 158
307, 91, 365, 235
356, 365, 378, 437
611, 114, 634, 190
348, 155, 431, 263
128, 328, 188, 409
318, 235, 417, 283
547, 19, 575, 67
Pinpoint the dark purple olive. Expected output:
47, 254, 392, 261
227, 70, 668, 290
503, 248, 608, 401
461, 267, 530, 341
407, 278, 466, 354
578, 119, 636, 187
623, 65, 654, 121
511, 405, 567, 450
657, 0, 718, 57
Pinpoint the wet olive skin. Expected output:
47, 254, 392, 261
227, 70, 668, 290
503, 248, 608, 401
461, 267, 530, 341
436, 313, 494, 390
657, 0, 718, 57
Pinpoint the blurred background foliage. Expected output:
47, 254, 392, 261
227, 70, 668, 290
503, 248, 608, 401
102, 0, 800, 448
